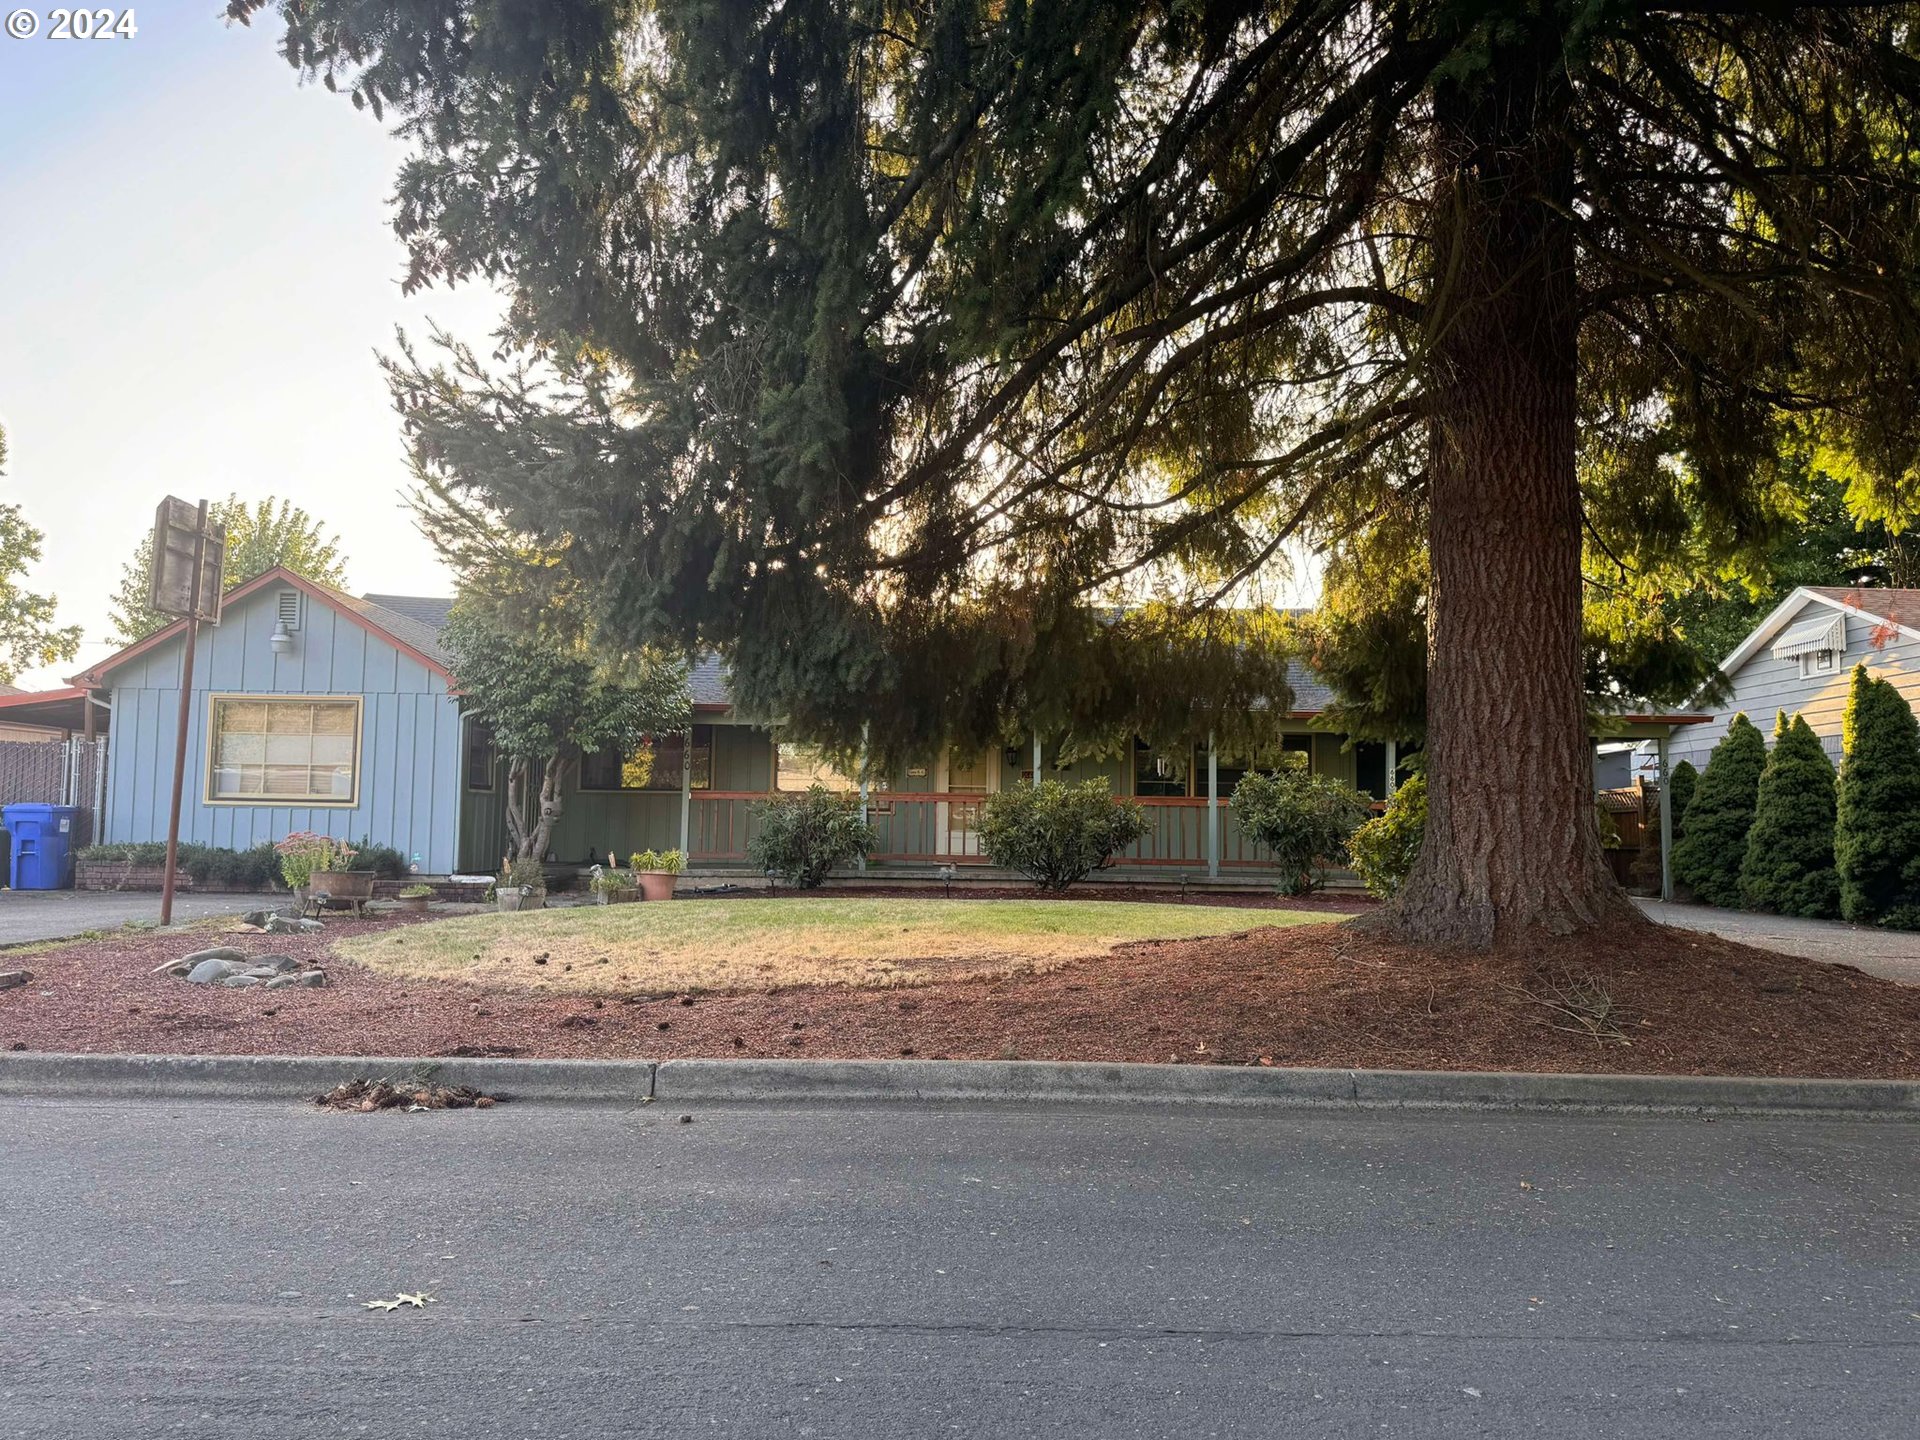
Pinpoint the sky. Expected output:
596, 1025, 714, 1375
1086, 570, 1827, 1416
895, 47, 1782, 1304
0, 2, 503, 689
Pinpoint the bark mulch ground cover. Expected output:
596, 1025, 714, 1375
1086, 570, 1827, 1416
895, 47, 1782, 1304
3, 899, 1917, 1077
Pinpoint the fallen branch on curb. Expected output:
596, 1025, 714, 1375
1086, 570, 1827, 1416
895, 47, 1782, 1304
316, 1073, 498, 1112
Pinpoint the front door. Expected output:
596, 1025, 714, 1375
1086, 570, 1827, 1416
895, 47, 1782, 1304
939, 749, 993, 857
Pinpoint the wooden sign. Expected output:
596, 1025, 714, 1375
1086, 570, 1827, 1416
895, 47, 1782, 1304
148, 497, 226, 622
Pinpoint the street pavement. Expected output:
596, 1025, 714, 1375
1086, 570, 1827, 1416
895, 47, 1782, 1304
2, 1096, 1917, 1437
1637, 897, 1920, 983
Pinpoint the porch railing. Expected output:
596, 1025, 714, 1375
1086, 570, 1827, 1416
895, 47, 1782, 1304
688, 791, 1279, 872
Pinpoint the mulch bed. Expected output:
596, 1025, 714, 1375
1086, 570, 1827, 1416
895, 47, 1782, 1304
3, 907, 1917, 1078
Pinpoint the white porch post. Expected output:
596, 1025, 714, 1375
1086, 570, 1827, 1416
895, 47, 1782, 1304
1385, 739, 1398, 799
679, 728, 693, 860
1031, 730, 1042, 783
1206, 731, 1220, 881
858, 721, 870, 872
1657, 730, 1674, 903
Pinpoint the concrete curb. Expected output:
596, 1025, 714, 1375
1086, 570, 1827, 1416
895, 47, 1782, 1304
3, 1051, 1919, 1117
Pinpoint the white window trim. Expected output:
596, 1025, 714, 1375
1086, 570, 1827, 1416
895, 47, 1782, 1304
204, 693, 363, 808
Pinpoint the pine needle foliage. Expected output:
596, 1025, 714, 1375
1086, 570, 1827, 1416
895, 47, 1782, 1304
1739, 713, 1838, 918
1672, 713, 1765, 908
1836, 665, 1920, 926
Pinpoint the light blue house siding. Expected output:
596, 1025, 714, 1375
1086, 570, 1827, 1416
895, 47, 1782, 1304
100, 583, 467, 873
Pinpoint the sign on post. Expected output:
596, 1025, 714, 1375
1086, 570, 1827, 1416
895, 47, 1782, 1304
149, 497, 226, 622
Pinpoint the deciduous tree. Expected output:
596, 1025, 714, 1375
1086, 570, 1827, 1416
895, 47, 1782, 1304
0, 423, 81, 684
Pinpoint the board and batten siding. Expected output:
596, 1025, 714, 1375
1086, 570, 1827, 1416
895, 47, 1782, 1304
1673, 598, 1920, 771
101, 585, 466, 873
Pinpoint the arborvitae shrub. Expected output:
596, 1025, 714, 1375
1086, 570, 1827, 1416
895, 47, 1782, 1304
1667, 759, 1698, 843
1739, 713, 1838, 918
1671, 713, 1765, 907
1835, 666, 1920, 927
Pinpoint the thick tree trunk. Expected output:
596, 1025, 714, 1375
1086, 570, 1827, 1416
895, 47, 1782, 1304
1379, 25, 1638, 948
502, 756, 567, 863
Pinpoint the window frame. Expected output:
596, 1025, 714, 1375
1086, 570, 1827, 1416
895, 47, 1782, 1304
464, 719, 496, 792
204, 693, 364, 808
774, 739, 863, 794
578, 729, 709, 793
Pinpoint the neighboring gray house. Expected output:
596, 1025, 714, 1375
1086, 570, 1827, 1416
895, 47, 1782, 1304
74, 567, 472, 874
1668, 586, 1920, 771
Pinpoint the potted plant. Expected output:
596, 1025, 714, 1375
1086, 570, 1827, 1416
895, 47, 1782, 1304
497, 856, 547, 912
304, 837, 376, 911
588, 864, 639, 905
628, 848, 686, 902
396, 882, 434, 915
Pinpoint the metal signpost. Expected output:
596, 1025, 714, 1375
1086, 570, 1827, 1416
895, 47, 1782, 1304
150, 498, 225, 926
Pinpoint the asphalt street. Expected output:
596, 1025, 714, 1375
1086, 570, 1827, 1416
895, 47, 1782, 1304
2, 1096, 1916, 1438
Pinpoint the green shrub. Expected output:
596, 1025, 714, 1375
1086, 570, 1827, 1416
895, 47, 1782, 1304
629, 848, 687, 874
1739, 712, 1839, 918
351, 836, 410, 879
747, 784, 878, 888
398, 883, 435, 898
1671, 713, 1765, 907
75, 840, 282, 891
1348, 773, 1426, 899
1667, 759, 1699, 843
1230, 755, 1372, 896
503, 856, 547, 890
977, 779, 1150, 892
1836, 665, 1920, 926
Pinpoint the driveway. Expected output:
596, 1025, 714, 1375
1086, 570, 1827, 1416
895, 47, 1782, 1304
2, 1096, 1915, 1439
1637, 897, 1920, 983
0, 889, 264, 946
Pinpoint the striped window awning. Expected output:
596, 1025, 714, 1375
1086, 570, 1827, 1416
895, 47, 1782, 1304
1772, 612, 1845, 661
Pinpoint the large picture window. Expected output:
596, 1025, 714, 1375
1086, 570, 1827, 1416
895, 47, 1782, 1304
208, 696, 361, 804
580, 727, 713, 792
775, 741, 861, 793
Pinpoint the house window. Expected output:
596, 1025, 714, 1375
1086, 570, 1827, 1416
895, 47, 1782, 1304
580, 728, 712, 791
208, 696, 360, 804
1190, 745, 1251, 796
1800, 649, 1838, 680
1133, 739, 1188, 797
465, 721, 495, 791
775, 741, 861, 793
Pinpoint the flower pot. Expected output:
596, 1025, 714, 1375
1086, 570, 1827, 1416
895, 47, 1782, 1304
308, 869, 376, 907
595, 888, 640, 906
498, 887, 545, 913
637, 871, 678, 902
397, 895, 432, 915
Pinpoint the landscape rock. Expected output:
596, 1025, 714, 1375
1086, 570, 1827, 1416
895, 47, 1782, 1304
265, 916, 324, 935
151, 958, 194, 977
250, 955, 303, 975
266, 970, 326, 989
0, 970, 31, 991
219, 974, 264, 988
240, 909, 283, 929
186, 959, 239, 984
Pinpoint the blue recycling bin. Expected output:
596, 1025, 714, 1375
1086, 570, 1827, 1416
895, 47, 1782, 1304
3, 804, 80, 890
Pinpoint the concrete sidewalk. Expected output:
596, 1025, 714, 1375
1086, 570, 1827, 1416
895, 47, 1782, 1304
0, 889, 261, 946
1637, 897, 1920, 983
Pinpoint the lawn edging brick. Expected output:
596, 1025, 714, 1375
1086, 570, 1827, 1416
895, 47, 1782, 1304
4, 1051, 1920, 1117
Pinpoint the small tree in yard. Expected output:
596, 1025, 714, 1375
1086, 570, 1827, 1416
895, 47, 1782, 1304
978, 780, 1150, 893
1232, 756, 1372, 897
443, 606, 688, 863
1740, 713, 1839, 919
1348, 774, 1427, 901
747, 785, 878, 889
1836, 666, 1920, 927
1671, 714, 1765, 908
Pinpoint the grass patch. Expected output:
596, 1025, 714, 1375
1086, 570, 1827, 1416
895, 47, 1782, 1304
337, 897, 1325, 994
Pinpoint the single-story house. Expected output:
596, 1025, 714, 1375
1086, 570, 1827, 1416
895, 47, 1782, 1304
70, 565, 1706, 885
1664, 586, 1920, 773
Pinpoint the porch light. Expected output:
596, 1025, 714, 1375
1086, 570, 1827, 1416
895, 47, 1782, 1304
270, 619, 296, 655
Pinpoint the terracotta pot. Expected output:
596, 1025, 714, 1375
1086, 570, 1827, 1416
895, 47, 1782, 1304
637, 871, 678, 902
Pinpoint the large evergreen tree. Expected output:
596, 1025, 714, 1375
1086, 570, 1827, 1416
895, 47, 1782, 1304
0, 423, 81, 685
232, 0, 1920, 944
1672, 713, 1765, 909
108, 495, 348, 644
1835, 665, 1920, 925
1739, 713, 1839, 919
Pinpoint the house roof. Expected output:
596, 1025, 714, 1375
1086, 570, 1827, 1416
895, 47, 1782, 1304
72, 568, 457, 687
1713, 585, 1920, 683
0, 685, 91, 732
